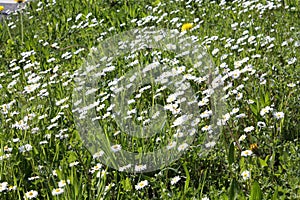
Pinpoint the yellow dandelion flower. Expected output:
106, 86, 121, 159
181, 23, 193, 32
0, 6, 4, 11
14, 0, 26, 3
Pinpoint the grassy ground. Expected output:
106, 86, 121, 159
0, 0, 299, 199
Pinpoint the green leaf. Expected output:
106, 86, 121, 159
272, 187, 279, 200
228, 178, 238, 200
152, 0, 161, 6
250, 181, 262, 200
269, 151, 276, 169
264, 155, 270, 163
67, 151, 77, 163
221, 194, 229, 200
281, 164, 287, 170
121, 177, 132, 191
240, 157, 245, 169
250, 104, 258, 116
264, 92, 270, 106
259, 158, 268, 168
183, 162, 191, 194
228, 142, 235, 165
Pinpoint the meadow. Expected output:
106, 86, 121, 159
0, 0, 299, 199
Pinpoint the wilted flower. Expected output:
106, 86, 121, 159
15, 0, 26, 3
250, 143, 258, 151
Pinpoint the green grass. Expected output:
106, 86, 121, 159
0, 0, 299, 199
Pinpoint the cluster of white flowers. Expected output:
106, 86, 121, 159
0, 0, 297, 198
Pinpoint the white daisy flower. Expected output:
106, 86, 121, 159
69, 161, 80, 167
172, 115, 190, 127
167, 141, 177, 150
135, 180, 149, 190
201, 125, 212, 132
241, 170, 250, 180
58, 180, 70, 188
93, 151, 104, 159
273, 112, 284, 119
205, 141, 216, 148
244, 126, 254, 132
287, 83, 296, 88
135, 164, 147, 172
170, 176, 181, 185
52, 188, 64, 196
177, 143, 189, 152
230, 108, 239, 115
238, 134, 247, 142
96, 170, 107, 178
111, 144, 122, 152
25, 190, 38, 199
119, 164, 132, 172
241, 150, 253, 157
